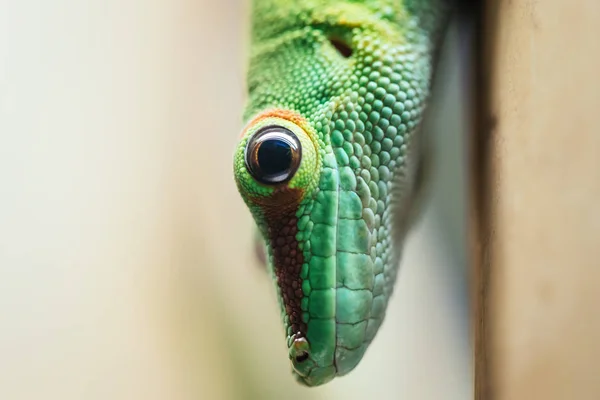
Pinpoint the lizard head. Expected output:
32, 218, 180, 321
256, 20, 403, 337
233, 1, 444, 387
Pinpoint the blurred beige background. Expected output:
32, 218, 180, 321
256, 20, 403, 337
0, 1, 471, 399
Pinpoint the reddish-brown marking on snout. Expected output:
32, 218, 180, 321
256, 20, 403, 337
258, 186, 307, 339
242, 108, 315, 340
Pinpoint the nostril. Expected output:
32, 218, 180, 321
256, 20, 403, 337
291, 335, 310, 364
295, 351, 309, 363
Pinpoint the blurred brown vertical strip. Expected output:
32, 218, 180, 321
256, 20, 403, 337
470, 0, 499, 399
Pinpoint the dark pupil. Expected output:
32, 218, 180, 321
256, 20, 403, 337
257, 138, 292, 177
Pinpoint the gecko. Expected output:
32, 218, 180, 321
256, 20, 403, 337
233, 0, 453, 387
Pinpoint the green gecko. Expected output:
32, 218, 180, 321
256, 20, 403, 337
233, 0, 452, 387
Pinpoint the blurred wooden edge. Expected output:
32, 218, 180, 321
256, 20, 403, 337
470, 1, 600, 398
469, 1, 498, 399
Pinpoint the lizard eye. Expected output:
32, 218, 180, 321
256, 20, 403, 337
245, 125, 302, 185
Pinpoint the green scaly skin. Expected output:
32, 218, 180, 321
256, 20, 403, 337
233, 0, 451, 387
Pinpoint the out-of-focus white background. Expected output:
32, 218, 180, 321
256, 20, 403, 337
0, 1, 471, 399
